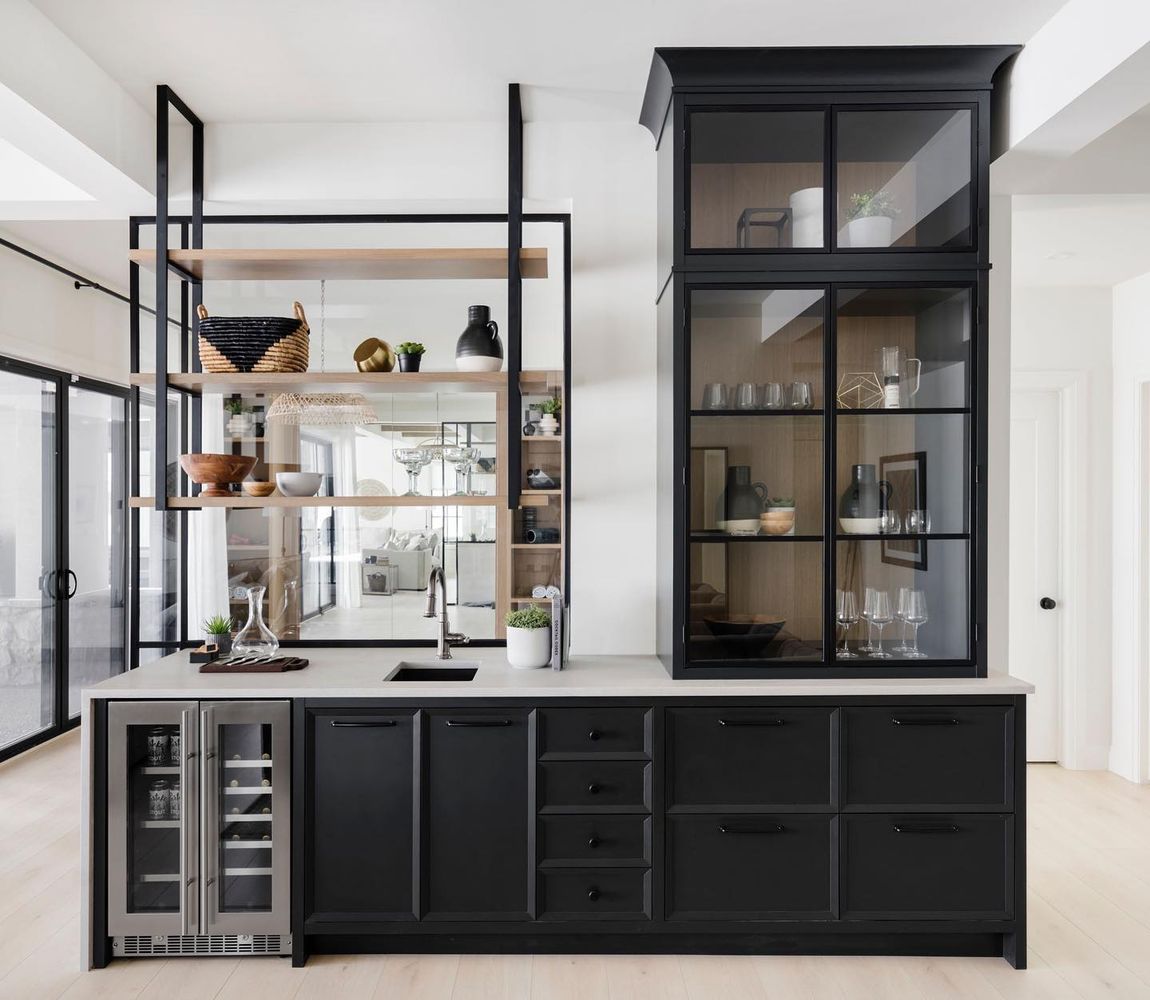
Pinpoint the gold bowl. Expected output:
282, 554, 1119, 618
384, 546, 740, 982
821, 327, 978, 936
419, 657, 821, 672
354, 337, 396, 373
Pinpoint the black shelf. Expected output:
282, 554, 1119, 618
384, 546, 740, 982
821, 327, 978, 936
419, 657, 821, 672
836, 407, 970, 416
691, 533, 823, 543
691, 408, 824, 417
835, 533, 968, 542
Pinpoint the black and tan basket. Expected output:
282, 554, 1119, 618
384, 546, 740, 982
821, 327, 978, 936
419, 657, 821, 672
195, 301, 310, 374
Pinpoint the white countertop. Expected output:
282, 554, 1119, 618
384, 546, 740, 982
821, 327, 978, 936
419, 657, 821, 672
83, 646, 1034, 700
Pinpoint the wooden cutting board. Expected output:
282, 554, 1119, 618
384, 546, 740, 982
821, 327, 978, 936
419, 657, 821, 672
199, 656, 309, 673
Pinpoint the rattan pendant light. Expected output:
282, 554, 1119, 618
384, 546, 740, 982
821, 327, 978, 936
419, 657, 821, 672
267, 280, 378, 426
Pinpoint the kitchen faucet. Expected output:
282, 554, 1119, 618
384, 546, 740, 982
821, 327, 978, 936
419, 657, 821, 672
424, 566, 470, 659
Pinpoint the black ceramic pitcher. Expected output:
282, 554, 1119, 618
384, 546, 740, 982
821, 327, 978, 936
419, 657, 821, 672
839, 463, 893, 519
455, 305, 504, 372
721, 466, 768, 527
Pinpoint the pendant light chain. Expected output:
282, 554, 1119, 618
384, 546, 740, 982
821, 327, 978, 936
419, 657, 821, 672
319, 278, 326, 373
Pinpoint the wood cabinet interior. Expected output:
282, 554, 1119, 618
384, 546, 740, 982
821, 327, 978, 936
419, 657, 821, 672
834, 163, 918, 246
691, 163, 822, 248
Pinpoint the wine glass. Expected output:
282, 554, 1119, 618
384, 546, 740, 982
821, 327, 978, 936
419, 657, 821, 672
395, 447, 432, 496
907, 509, 931, 534
835, 590, 859, 659
891, 586, 913, 655
859, 586, 877, 653
863, 588, 893, 658
444, 446, 479, 496
903, 589, 929, 658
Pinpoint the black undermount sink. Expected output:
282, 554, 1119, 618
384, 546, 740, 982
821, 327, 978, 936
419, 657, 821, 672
387, 662, 479, 682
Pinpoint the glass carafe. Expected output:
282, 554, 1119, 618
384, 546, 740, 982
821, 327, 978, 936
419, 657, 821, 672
233, 585, 279, 658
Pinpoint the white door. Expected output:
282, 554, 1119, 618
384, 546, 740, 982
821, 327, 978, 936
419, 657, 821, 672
1009, 389, 1061, 761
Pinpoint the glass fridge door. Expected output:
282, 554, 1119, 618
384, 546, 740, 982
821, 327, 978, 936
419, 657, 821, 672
106, 701, 198, 935
201, 700, 291, 935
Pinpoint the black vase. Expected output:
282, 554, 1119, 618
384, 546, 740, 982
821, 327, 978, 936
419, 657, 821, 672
455, 305, 504, 372
397, 353, 422, 373
838, 464, 893, 531
720, 465, 767, 532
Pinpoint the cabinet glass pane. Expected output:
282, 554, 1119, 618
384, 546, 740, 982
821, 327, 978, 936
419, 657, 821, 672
125, 722, 182, 914
836, 109, 972, 249
691, 288, 824, 410
835, 539, 969, 661
836, 288, 970, 410
691, 416, 822, 537
689, 112, 825, 249
836, 414, 969, 536
217, 722, 275, 914
689, 541, 822, 662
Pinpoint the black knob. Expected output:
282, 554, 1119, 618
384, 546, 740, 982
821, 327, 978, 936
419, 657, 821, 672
588, 837, 600, 849
587, 783, 600, 795
1040, 597, 1057, 610
587, 887, 600, 901
588, 729, 601, 742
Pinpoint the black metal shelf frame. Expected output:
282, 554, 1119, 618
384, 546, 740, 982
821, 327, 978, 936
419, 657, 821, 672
129, 85, 572, 662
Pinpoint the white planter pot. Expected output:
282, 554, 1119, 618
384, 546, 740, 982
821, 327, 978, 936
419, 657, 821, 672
226, 414, 253, 436
538, 413, 559, 437
789, 187, 823, 248
846, 215, 894, 248
507, 625, 551, 669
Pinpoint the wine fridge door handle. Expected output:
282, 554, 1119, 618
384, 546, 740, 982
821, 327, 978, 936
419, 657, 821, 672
199, 705, 215, 935
180, 706, 199, 936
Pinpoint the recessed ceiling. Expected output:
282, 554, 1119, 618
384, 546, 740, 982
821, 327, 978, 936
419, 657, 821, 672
29, 0, 1068, 123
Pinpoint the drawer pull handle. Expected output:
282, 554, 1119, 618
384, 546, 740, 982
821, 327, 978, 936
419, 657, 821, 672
587, 783, 601, 795
445, 719, 513, 727
587, 887, 600, 901
891, 717, 959, 726
718, 718, 785, 727
330, 720, 397, 727
893, 823, 961, 834
719, 823, 785, 835
588, 837, 600, 849
588, 729, 601, 741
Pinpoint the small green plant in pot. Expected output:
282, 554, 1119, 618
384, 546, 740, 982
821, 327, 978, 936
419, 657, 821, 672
761, 496, 796, 536
395, 341, 426, 373
202, 614, 235, 654
505, 606, 552, 669
538, 396, 561, 436
845, 189, 900, 248
224, 399, 252, 437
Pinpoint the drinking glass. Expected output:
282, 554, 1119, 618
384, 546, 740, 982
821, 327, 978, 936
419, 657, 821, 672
761, 382, 785, 409
835, 589, 859, 659
891, 586, 913, 654
903, 589, 929, 658
878, 509, 901, 534
444, 445, 479, 496
859, 586, 877, 653
906, 509, 932, 534
395, 447, 432, 496
734, 383, 758, 410
862, 588, 893, 658
702, 383, 729, 410
790, 381, 814, 409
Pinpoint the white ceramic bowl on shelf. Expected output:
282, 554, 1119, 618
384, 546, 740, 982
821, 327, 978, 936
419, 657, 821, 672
838, 517, 881, 535
275, 472, 324, 497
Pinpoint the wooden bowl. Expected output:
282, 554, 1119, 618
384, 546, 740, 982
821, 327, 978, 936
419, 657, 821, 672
242, 481, 276, 498
179, 453, 257, 497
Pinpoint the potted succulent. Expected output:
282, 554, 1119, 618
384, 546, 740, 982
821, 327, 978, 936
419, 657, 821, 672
760, 496, 796, 536
538, 396, 561, 436
505, 606, 552, 669
395, 342, 426, 373
846, 189, 899, 248
224, 399, 252, 438
202, 614, 235, 654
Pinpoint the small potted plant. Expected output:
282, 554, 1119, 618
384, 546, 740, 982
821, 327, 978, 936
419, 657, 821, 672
538, 396, 561, 436
505, 606, 552, 669
224, 399, 252, 438
846, 189, 899, 248
760, 497, 796, 536
395, 342, 426, 373
202, 614, 235, 654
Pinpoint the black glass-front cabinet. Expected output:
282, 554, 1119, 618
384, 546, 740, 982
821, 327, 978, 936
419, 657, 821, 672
643, 46, 1018, 677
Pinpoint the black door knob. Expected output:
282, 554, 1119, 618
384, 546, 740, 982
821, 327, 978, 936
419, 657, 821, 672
588, 729, 601, 742
587, 837, 600, 849
587, 887, 600, 901
1040, 597, 1057, 610
587, 783, 601, 795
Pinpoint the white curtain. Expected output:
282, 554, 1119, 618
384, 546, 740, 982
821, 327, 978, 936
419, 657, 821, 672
330, 427, 362, 609
187, 397, 231, 635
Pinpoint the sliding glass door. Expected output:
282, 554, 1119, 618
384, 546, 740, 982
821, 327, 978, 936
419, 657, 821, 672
0, 356, 128, 759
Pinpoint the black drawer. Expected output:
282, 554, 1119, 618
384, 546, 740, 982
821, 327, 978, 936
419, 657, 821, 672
538, 761, 651, 813
843, 706, 1012, 809
538, 868, 651, 920
667, 707, 836, 810
666, 814, 835, 920
842, 814, 1012, 919
538, 707, 651, 758
539, 815, 651, 866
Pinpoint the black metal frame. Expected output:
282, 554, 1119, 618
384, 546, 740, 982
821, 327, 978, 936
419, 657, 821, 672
0, 354, 129, 763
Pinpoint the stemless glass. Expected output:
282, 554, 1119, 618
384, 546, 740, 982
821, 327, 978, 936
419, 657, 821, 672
835, 589, 859, 659
878, 509, 901, 534
735, 383, 758, 410
862, 588, 893, 658
906, 509, 932, 534
904, 589, 929, 658
761, 382, 785, 409
702, 383, 729, 410
790, 381, 814, 409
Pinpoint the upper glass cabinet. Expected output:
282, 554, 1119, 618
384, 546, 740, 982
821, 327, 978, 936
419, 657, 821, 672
689, 111, 825, 250
835, 109, 973, 250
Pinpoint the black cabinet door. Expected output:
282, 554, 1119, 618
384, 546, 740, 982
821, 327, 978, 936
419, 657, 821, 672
308, 710, 416, 922
424, 710, 531, 920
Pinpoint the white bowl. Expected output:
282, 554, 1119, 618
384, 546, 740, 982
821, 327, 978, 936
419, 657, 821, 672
275, 472, 324, 497
725, 519, 761, 535
839, 516, 881, 535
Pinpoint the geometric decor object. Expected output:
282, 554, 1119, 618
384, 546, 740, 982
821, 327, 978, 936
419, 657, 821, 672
836, 371, 884, 409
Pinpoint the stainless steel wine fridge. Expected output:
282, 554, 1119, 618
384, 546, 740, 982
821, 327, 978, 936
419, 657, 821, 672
106, 700, 290, 956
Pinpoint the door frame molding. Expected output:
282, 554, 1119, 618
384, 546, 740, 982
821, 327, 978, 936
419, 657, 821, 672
1011, 371, 1084, 767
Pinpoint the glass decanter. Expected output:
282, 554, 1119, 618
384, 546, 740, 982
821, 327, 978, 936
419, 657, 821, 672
232, 585, 279, 658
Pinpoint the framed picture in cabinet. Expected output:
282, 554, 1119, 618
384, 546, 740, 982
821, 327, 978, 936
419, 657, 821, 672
880, 451, 927, 571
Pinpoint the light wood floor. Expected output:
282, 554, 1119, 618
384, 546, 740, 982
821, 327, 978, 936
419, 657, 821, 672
2, 731, 1150, 1000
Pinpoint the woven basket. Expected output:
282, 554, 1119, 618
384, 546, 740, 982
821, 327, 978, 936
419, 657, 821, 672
196, 301, 310, 374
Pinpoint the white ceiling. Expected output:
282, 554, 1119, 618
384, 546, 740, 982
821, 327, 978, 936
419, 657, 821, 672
30, 0, 1068, 124
0, 137, 93, 201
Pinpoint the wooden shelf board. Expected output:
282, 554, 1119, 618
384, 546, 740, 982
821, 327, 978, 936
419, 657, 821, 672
130, 371, 507, 395
129, 247, 549, 281
132, 495, 504, 509
522, 435, 562, 442
511, 543, 562, 550
521, 489, 561, 496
